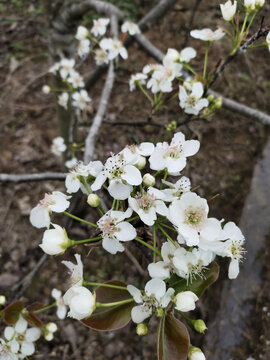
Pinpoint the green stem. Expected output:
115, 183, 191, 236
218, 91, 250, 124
176, 309, 195, 324
96, 298, 134, 308
33, 302, 56, 314
63, 211, 98, 228
83, 281, 127, 290
126, 216, 139, 223
157, 222, 178, 233
137, 82, 154, 106
203, 42, 210, 79
244, 12, 257, 36
112, 198, 116, 210
115, 200, 120, 211
97, 205, 105, 215
80, 177, 91, 194
182, 63, 197, 76
135, 237, 162, 258
160, 169, 168, 190
156, 224, 177, 247
239, 12, 249, 44
71, 237, 102, 246
153, 170, 162, 178
153, 225, 157, 263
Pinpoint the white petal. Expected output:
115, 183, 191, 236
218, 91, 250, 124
102, 237, 124, 254
127, 285, 142, 303
21, 341, 35, 356
49, 192, 70, 212
191, 82, 204, 99
183, 140, 200, 157
4, 327, 15, 341
25, 328, 41, 342
15, 316, 27, 333
228, 259, 240, 279
51, 288, 61, 300
148, 261, 170, 280
57, 305, 67, 319
137, 142, 154, 156
122, 165, 142, 186
138, 207, 156, 226
108, 181, 132, 200
145, 278, 166, 302
30, 206, 50, 229
65, 174, 81, 194
91, 172, 107, 191
131, 305, 152, 324
155, 200, 168, 217
160, 288, 175, 307
116, 222, 136, 241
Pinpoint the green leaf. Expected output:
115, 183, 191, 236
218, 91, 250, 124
3, 301, 24, 325
82, 281, 134, 331
157, 313, 190, 360
170, 261, 220, 297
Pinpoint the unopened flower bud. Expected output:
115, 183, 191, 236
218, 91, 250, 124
42, 85, 51, 94
136, 323, 148, 336
143, 173, 155, 187
174, 291, 198, 312
207, 94, 215, 103
193, 319, 207, 334
47, 322, 58, 333
214, 97, 222, 110
40, 224, 71, 255
166, 120, 177, 132
188, 346, 206, 360
0, 295, 6, 305
87, 194, 100, 207
136, 155, 146, 170
155, 307, 164, 318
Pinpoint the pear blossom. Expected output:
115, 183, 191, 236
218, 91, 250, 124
4, 316, 41, 358
51, 136, 67, 156
190, 28, 225, 41
179, 47, 197, 63
143, 63, 161, 74
148, 240, 178, 280
129, 73, 147, 91
97, 208, 136, 254
63, 285, 95, 320
147, 62, 182, 93
161, 176, 191, 202
59, 58, 75, 79
94, 48, 110, 65
198, 217, 226, 253
220, 1, 237, 22
91, 18, 110, 37
91, 152, 142, 200
72, 90, 91, 110
67, 70, 84, 88
179, 81, 209, 115
40, 223, 70, 255
244, 0, 257, 11
49, 62, 60, 74
266, 32, 270, 51
216, 222, 245, 279
75, 25, 89, 40
77, 39, 90, 58
30, 191, 71, 229
62, 253, 83, 287
127, 279, 175, 323
174, 291, 198, 312
58, 92, 69, 109
121, 21, 141, 35
122, 142, 155, 170
42, 85, 50, 94
149, 131, 200, 174
100, 38, 128, 60
163, 48, 180, 64
65, 160, 103, 194
51, 288, 67, 319
65, 157, 78, 169
169, 192, 209, 246
128, 187, 168, 226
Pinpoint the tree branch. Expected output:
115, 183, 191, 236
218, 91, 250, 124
0, 172, 67, 183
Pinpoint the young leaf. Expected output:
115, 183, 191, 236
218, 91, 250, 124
82, 281, 134, 331
169, 261, 220, 297
3, 301, 24, 325
157, 313, 190, 360
24, 311, 43, 328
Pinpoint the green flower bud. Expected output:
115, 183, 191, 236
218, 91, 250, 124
166, 120, 177, 132
136, 323, 148, 336
193, 319, 207, 334
142, 173, 155, 187
155, 307, 164, 318
87, 194, 100, 207
207, 94, 215, 103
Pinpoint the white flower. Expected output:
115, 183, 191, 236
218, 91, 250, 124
59, 58, 75, 79
44, 322, 57, 341
91, 18, 110, 37
149, 131, 200, 174
97, 208, 136, 254
220, 1, 237, 21
121, 21, 140, 35
143, 63, 162, 74
148, 240, 178, 280
100, 38, 128, 60
72, 90, 91, 110
216, 222, 245, 279
62, 253, 84, 287
63, 286, 95, 320
179, 81, 209, 115
49, 62, 60, 74
94, 48, 110, 65
244, 0, 257, 11
0, 337, 18, 360
127, 279, 174, 323
75, 25, 89, 40
161, 176, 191, 202
129, 73, 147, 91
266, 32, 270, 51
190, 28, 225, 41
51, 289, 67, 319
77, 39, 90, 58
255, 0, 265, 8
147, 62, 182, 93
91, 152, 142, 200
42, 85, 50, 94
30, 191, 71, 229
65, 160, 103, 194
198, 217, 226, 253
128, 187, 168, 226
58, 92, 69, 109
40, 224, 70, 255
169, 192, 209, 246
174, 291, 198, 312
51, 136, 67, 156
67, 70, 85, 88
163, 48, 180, 65
65, 157, 77, 169
179, 47, 197, 63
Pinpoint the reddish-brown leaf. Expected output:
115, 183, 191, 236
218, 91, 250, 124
3, 301, 24, 325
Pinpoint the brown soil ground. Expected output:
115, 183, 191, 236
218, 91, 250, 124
0, 0, 270, 359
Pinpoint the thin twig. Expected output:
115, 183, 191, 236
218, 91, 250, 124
184, 0, 203, 47
124, 246, 146, 276
0, 173, 67, 183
